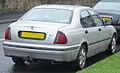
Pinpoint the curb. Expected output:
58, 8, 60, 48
0, 18, 17, 24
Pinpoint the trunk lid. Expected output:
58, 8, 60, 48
10, 21, 68, 45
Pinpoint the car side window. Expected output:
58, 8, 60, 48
80, 10, 94, 28
88, 9, 104, 27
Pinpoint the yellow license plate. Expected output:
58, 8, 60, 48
20, 31, 45, 40
101, 17, 112, 21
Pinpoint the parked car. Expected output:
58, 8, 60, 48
3, 5, 117, 69
93, 0, 120, 39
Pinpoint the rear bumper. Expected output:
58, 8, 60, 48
3, 41, 80, 62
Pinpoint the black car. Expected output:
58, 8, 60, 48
93, 0, 120, 39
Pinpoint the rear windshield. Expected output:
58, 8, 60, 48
94, 2, 120, 11
20, 8, 73, 24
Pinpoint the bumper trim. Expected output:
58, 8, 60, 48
3, 43, 79, 51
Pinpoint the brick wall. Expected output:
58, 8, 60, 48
0, 0, 100, 14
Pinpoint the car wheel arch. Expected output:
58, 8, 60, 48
107, 34, 117, 54
113, 32, 118, 40
73, 42, 88, 69
81, 42, 88, 53
76, 42, 88, 60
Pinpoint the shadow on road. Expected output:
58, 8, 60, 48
11, 63, 77, 73
9, 40, 120, 73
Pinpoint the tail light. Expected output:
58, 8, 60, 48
5, 27, 11, 40
54, 31, 68, 44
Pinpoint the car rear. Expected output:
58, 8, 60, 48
3, 7, 80, 62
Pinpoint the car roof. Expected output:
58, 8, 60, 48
101, 0, 120, 2
34, 4, 90, 10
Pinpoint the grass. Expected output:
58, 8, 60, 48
77, 52, 120, 73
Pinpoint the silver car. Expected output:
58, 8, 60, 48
3, 5, 117, 69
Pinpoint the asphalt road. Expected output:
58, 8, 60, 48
0, 23, 120, 73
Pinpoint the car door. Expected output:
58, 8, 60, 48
80, 10, 100, 57
87, 9, 110, 53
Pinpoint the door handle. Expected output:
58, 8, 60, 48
85, 30, 88, 34
98, 28, 101, 31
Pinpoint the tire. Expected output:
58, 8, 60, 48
108, 35, 117, 54
12, 57, 25, 64
72, 45, 87, 70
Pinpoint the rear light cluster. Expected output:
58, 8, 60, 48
54, 31, 68, 44
5, 27, 11, 40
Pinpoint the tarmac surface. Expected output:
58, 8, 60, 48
0, 12, 24, 24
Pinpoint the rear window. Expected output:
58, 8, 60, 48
20, 8, 73, 24
94, 2, 120, 11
